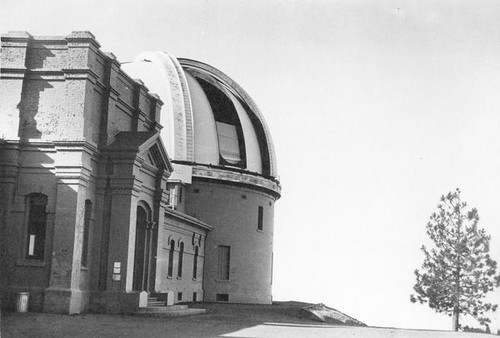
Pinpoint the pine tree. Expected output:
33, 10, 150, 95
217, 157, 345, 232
410, 189, 500, 331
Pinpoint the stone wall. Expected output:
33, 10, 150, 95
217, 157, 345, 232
0, 31, 164, 314
184, 178, 276, 304
156, 209, 210, 303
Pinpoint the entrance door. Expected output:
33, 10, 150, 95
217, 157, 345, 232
133, 206, 149, 291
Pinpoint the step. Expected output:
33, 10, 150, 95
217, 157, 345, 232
137, 304, 189, 312
134, 308, 206, 318
147, 301, 166, 306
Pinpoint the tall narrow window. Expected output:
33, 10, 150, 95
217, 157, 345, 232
168, 240, 175, 277
193, 246, 199, 279
81, 200, 92, 267
25, 193, 48, 260
217, 245, 230, 280
257, 206, 264, 231
178, 242, 184, 278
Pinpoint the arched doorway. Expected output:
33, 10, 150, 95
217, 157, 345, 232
133, 204, 156, 292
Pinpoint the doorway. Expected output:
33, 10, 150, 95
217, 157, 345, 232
133, 205, 156, 292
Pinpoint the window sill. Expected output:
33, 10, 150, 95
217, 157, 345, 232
177, 276, 182, 280
80, 266, 89, 271
16, 259, 46, 267
167, 276, 173, 279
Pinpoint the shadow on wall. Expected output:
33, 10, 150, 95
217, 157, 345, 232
17, 46, 56, 141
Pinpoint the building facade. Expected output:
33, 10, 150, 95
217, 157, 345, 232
0, 31, 280, 314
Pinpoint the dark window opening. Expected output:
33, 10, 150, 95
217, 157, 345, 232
168, 240, 175, 277
257, 206, 264, 231
193, 292, 197, 302
178, 292, 182, 301
193, 246, 199, 279
25, 193, 48, 260
81, 200, 92, 267
178, 242, 184, 278
217, 245, 230, 280
216, 294, 229, 302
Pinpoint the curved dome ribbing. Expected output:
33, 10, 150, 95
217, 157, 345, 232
122, 52, 278, 178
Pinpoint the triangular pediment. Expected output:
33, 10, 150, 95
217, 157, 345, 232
103, 131, 173, 172
143, 143, 169, 171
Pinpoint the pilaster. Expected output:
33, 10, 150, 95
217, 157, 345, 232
43, 142, 92, 313
96, 153, 144, 292
0, 142, 20, 290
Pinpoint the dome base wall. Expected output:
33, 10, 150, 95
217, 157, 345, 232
184, 178, 276, 304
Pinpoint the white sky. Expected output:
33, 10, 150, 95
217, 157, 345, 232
2, 0, 500, 331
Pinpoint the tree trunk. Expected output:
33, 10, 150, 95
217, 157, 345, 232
452, 309, 459, 331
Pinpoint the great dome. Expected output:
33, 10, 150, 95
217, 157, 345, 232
122, 52, 278, 179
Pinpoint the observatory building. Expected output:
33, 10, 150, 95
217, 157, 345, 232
0, 31, 281, 314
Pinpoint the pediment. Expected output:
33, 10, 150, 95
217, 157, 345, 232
142, 143, 169, 171
103, 131, 173, 172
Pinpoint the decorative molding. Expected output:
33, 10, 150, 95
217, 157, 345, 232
191, 165, 281, 197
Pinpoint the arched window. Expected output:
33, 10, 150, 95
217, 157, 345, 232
168, 239, 175, 277
81, 200, 92, 267
193, 246, 199, 279
178, 242, 184, 278
25, 193, 48, 260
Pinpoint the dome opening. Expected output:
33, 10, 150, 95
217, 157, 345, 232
196, 77, 247, 168
121, 53, 279, 179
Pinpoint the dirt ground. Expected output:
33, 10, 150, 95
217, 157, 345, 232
0, 302, 492, 338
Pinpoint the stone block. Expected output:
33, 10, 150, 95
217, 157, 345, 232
166, 290, 174, 306
139, 291, 148, 308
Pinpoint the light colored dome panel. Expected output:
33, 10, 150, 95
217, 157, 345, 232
223, 88, 262, 173
122, 57, 176, 155
122, 51, 194, 162
185, 72, 220, 165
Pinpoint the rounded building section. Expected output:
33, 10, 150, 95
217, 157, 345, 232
122, 52, 281, 304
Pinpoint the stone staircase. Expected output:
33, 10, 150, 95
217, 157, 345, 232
134, 296, 206, 317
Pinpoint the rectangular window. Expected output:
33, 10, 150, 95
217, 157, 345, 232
169, 187, 176, 210
216, 294, 229, 302
193, 292, 197, 302
26, 194, 48, 260
257, 206, 263, 231
217, 245, 230, 280
178, 292, 182, 301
